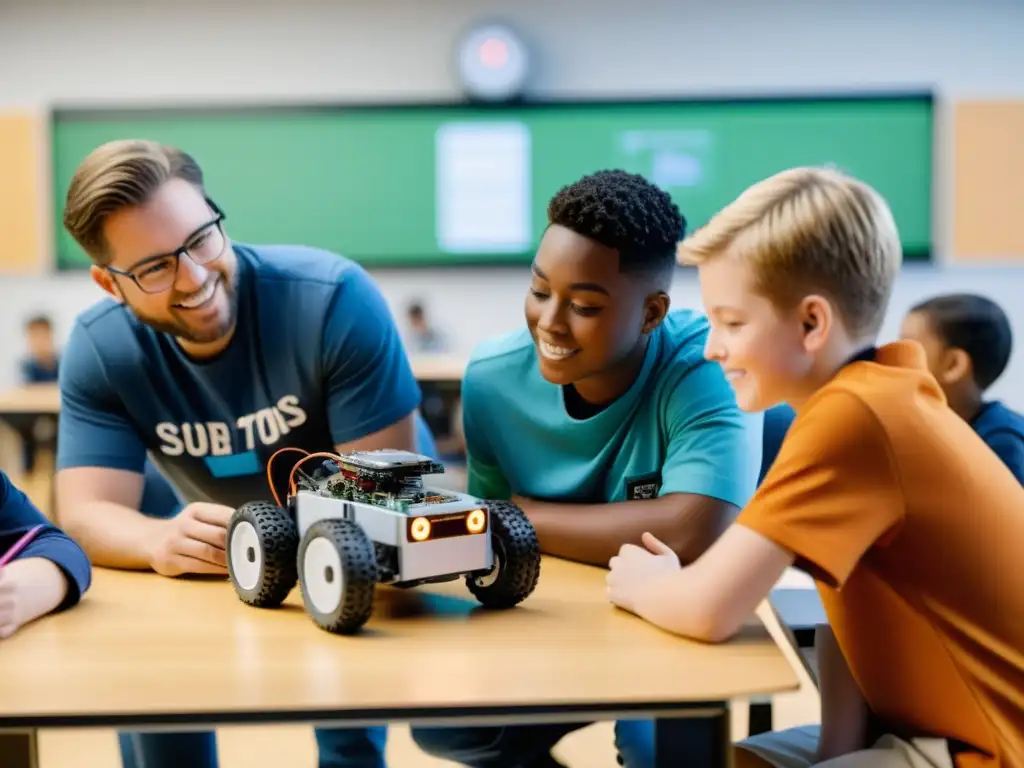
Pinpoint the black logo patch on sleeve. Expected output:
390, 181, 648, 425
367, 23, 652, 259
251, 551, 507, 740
625, 472, 661, 500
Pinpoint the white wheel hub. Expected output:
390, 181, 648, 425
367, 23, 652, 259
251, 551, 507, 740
230, 521, 262, 591
303, 537, 344, 615
475, 538, 503, 587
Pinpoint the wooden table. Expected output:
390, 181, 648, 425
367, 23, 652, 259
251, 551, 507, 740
0, 557, 799, 768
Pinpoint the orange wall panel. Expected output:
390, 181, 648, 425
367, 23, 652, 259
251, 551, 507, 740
0, 111, 46, 274
953, 101, 1024, 261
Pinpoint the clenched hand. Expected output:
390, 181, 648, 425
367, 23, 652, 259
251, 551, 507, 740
148, 502, 234, 577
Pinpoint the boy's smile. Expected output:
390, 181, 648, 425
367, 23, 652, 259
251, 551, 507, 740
536, 338, 580, 361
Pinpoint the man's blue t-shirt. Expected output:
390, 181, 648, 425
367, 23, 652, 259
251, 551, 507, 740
461, 310, 763, 508
971, 400, 1024, 485
57, 244, 435, 510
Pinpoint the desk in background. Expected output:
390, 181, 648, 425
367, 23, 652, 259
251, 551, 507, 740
407, 355, 467, 457
409, 354, 466, 383
0, 382, 61, 464
0, 354, 468, 421
0, 556, 800, 768
0, 354, 470, 479
0, 384, 60, 416
0, 384, 62, 517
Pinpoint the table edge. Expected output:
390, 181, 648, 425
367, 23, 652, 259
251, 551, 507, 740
0, 698, 756, 730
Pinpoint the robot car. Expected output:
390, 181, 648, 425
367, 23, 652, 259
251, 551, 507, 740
225, 448, 542, 635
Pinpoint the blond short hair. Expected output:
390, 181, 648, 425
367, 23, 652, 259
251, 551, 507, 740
63, 139, 205, 264
678, 166, 902, 337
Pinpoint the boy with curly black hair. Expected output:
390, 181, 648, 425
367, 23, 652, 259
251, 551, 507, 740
410, 169, 763, 767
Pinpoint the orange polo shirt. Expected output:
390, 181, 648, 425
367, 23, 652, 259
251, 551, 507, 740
738, 341, 1024, 767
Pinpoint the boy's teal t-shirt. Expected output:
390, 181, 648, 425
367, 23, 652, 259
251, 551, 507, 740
462, 309, 763, 507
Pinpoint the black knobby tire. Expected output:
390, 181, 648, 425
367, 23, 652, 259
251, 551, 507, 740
227, 500, 299, 608
466, 501, 541, 609
298, 519, 378, 635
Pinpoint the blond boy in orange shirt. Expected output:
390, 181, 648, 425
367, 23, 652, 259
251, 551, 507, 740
605, 167, 1024, 768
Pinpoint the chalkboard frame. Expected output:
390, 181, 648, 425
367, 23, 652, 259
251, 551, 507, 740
50, 89, 935, 270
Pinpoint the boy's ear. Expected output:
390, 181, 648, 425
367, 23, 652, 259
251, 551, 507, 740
938, 347, 972, 385
90, 265, 124, 304
641, 291, 671, 334
797, 295, 832, 353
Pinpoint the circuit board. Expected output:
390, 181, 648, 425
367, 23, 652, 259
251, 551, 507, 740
340, 449, 444, 476
298, 454, 460, 514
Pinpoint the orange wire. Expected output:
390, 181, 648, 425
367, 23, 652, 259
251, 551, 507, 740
287, 451, 348, 498
265, 446, 310, 507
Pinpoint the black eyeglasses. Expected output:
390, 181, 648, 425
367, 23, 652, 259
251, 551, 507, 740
106, 200, 228, 295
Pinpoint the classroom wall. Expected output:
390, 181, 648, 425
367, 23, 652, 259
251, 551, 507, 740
1, 0, 1023, 407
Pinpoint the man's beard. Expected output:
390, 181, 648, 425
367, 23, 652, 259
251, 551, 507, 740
126, 275, 239, 344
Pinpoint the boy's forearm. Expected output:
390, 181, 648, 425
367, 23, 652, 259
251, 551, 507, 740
610, 524, 797, 644
62, 502, 164, 571
5, 557, 70, 627
630, 567, 724, 640
518, 493, 733, 567
816, 624, 871, 761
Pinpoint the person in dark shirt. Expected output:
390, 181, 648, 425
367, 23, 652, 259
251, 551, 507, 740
901, 293, 1024, 484
17, 315, 60, 475
20, 314, 60, 384
57, 137, 434, 768
0, 470, 92, 638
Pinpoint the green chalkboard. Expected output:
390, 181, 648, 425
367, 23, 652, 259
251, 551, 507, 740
52, 96, 933, 269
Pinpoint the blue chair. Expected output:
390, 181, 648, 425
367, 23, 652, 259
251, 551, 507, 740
759, 404, 795, 485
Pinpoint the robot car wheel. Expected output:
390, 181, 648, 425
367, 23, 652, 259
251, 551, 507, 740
227, 500, 299, 608
297, 519, 379, 635
466, 501, 541, 609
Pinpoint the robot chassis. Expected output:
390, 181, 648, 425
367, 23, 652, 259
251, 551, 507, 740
225, 448, 542, 634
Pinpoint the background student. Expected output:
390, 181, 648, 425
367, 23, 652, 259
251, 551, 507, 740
900, 292, 1024, 483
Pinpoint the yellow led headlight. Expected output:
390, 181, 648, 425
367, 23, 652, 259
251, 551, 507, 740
410, 516, 431, 541
465, 509, 487, 534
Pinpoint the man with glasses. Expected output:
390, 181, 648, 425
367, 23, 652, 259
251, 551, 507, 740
55, 139, 434, 768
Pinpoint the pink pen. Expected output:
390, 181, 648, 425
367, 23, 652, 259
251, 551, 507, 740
0, 524, 45, 567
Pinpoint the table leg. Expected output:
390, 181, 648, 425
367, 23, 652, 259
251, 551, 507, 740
654, 706, 731, 767
748, 700, 774, 736
0, 730, 38, 768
